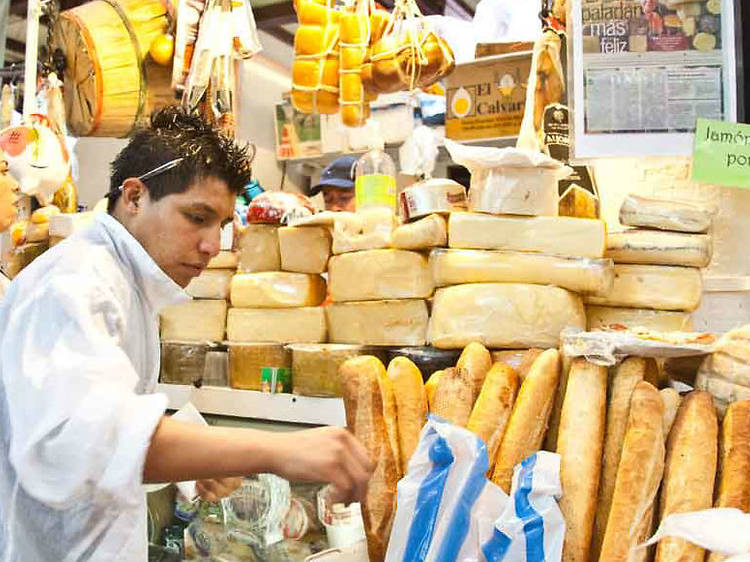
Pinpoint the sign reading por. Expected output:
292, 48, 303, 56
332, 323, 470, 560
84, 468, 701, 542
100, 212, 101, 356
692, 118, 750, 189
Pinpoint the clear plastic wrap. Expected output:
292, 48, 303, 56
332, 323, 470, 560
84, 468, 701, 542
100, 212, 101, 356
247, 192, 315, 225
606, 230, 713, 268
232, 0, 263, 59
326, 299, 429, 346
397, 178, 467, 221
228, 343, 291, 391
391, 214, 447, 250
696, 325, 750, 415
237, 224, 281, 273
278, 226, 332, 274
398, 125, 439, 178
586, 306, 694, 332
331, 208, 397, 254
185, 268, 234, 300
289, 343, 376, 397
429, 248, 614, 294
328, 249, 433, 302
160, 341, 228, 385
230, 272, 327, 308
619, 194, 714, 234
428, 283, 585, 349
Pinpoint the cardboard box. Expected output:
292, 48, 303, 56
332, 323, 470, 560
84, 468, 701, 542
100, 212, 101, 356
445, 51, 532, 141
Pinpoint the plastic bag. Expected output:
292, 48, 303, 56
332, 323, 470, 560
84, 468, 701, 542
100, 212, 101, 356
247, 192, 315, 225
385, 417, 565, 562
399, 125, 439, 178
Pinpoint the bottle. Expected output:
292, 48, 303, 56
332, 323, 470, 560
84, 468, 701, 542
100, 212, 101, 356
354, 127, 397, 212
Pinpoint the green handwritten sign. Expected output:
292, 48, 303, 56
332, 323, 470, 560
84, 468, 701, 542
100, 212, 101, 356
692, 119, 750, 188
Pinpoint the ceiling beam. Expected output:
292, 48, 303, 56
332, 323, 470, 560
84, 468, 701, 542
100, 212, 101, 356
254, 1, 297, 30
264, 25, 295, 45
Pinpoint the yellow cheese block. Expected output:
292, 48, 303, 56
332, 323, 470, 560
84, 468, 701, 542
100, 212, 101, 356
207, 251, 239, 270
585, 264, 702, 312
326, 299, 429, 346
230, 272, 327, 308
226, 307, 327, 343
278, 226, 332, 274
185, 269, 234, 300
160, 299, 227, 342
288, 343, 370, 397
605, 230, 712, 268
428, 283, 586, 349
328, 249, 434, 302
448, 212, 607, 258
332, 209, 397, 254
237, 225, 280, 273
429, 248, 614, 295
228, 343, 291, 391
586, 306, 693, 332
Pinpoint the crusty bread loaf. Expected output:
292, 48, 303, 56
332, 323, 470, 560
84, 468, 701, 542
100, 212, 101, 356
431, 367, 473, 427
378, 368, 402, 481
660, 388, 682, 438
655, 391, 718, 562
387, 357, 428, 474
467, 362, 519, 473
591, 357, 648, 561
491, 349, 560, 493
557, 359, 607, 562
707, 400, 750, 562
599, 381, 665, 562
456, 342, 493, 401
544, 350, 571, 451
425, 369, 443, 412
339, 356, 398, 562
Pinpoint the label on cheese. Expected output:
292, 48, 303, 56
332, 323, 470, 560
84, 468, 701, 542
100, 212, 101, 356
237, 225, 281, 272
227, 307, 327, 343
288, 343, 369, 397
326, 300, 429, 346
586, 306, 693, 332
185, 269, 234, 300
429, 248, 614, 295
228, 343, 291, 391
230, 272, 327, 308
207, 251, 239, 270
160, 300, 228, 342
279, 226, 332, 274
391, 214, 447, 250
428, 283, 586, 349
328, 249, 434, 302
331, 208, 396, 255
605, 230, 712, 268
448, 212, 607, 258
585, 264, 703, 312
397, 179, 468, 221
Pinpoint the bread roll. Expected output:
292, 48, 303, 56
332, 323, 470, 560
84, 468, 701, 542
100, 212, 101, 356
430, 367, 473, 427
557, 359, 607, 562
387, 357, 428, 474
491, 349, 560, 493
599, 381, 665, 562
456, 342, 493, 400
591, 357, 648, 561
467, 362, 519, 473
656, 391, 718, 562
339, 356, 398, 562
707, 400, 750, 562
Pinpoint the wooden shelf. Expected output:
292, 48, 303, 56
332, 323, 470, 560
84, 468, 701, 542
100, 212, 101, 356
158, 384, 346, 427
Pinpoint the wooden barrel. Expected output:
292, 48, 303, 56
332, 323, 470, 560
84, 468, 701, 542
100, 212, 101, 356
52, 0, 177, 138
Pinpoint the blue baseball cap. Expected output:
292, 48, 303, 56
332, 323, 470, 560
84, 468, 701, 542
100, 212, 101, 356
309, 155, 358, 196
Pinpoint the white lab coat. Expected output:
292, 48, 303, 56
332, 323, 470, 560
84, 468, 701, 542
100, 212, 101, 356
0, 272, 8, 300
0, 212, 189, 561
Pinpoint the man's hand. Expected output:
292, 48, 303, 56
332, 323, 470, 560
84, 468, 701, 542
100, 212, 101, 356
196, 477, 243, 502
269, 427, 374, 505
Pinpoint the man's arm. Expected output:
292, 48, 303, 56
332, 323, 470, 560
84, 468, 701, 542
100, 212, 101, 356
144, 417, 373, 504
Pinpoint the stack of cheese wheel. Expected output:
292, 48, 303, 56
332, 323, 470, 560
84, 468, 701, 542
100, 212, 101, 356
159, 249, 238, 386
585, 194, 713, 332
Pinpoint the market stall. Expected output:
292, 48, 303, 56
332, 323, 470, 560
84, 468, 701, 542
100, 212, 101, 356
1, 0, 750, 560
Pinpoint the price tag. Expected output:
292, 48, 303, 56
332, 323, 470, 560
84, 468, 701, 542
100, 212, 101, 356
692, 118, 750, 189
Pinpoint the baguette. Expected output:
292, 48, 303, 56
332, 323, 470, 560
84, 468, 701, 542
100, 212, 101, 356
707, 400, 750, 562
456, 342, 493, 401
387, 357, 428, 474
491, 348, 560, 493
339, 356, 398, 562
660, 388, 682, 438
599, 381, 665, 562
491, 348, 543, 380
656, 391, 718, 562
431, 367, 473, 427
591, 357, 647, 561
544, 350, 571, 451
378, 367, 403, 481
467, 362, 519, 473
557, 359, 607, 562
425, 369, 443, 412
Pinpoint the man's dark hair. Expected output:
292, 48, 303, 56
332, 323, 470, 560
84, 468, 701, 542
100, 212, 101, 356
107, 106, 254, 213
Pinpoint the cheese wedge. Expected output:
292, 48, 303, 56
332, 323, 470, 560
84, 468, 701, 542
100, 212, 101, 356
230, 272, 327, 308
619, 194, 712, 233
391, 214, 447, 250
606, 230, 712, 267
185, 269, 234, 300
207, 251, 239, 270
237, 225, 281, 272
278, 226, 332, 274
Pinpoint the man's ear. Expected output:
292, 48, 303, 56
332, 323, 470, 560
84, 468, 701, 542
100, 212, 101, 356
120, 178, 147, 214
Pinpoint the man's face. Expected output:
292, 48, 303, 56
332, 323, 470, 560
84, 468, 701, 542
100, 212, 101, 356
322, 187, 355, 212
127, 176, 235, 288
0, 161, 19, 233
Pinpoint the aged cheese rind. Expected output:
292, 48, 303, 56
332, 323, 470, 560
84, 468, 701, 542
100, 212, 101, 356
185, 269, 235, 300
226, 307, 327, 343
619, 194, 712, 233
326, 299, 429, 346
585, 264, 702, 312
606, 230, 712, 267
237, 225, 281, 272
428, 283, 586, 349
586, 306, 693, 332
448, 212, 606, 258
160, 299, 228, 342
429, 248, 614, 294
391, 214, 447, 250
328, 249, 434, 302
230, 272, 327, 308
278, 226, 332, 274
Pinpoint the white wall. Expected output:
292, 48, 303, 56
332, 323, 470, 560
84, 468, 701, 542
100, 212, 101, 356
73, 137, 129, 208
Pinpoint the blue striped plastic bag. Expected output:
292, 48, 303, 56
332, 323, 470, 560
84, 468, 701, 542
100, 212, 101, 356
385, 416, 565, 562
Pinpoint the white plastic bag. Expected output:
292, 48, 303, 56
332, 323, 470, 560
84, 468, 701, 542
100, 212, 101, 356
385, 417, 565, 562
399, 125, 439, 178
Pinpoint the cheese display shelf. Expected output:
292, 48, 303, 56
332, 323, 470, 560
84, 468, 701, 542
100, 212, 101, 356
158, 383, 346, 426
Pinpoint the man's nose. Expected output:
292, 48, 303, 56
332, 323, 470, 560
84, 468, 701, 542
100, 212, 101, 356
198, 229, 221, 257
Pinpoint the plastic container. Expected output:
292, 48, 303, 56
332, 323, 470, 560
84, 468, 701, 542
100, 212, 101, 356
355, 140, 397, 212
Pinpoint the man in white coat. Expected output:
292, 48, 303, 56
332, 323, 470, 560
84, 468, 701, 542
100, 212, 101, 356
0, 107, 372, 560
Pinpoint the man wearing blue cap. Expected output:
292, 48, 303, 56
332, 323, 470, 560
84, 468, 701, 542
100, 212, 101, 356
309, 155, 358, 212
